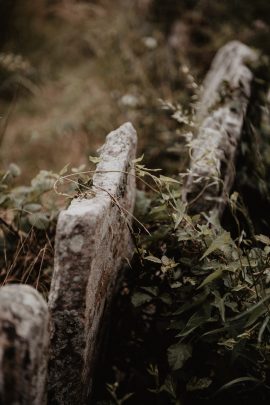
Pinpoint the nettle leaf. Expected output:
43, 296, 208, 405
160, 376, 177, 399
161, 256, 178, 273
167, 342, 192, 371
200, 231, 234, 260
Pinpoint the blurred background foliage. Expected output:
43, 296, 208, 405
1, 0, 270, 183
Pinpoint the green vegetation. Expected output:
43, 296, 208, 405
1, 0, 270, 404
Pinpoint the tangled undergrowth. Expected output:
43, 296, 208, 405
1, 52, 270, 404
92, 64, 270, 404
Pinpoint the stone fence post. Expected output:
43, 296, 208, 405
0, 284, 49, 405
48, 122, 137, 404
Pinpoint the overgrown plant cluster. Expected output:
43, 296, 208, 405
93, 66, 270, 404
1, 51, 270, 405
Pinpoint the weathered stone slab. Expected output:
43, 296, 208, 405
0, 284, 49, 405
48, 122, 137, 404
183, 41, 258, 215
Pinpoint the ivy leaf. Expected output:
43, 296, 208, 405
172, 200, 187, 229
167, 342, 192, 371
200, 231, 234, 260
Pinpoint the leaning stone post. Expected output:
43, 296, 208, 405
48, 122, 137, 404
0, 284, 49, 405
183, 41, 258, 215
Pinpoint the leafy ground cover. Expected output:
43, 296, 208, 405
92, 58, 270, 404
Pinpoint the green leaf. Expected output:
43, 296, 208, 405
144, 255, 162, 264
198, 268, 223, 289
160, 376, 177, 399
176, 306, 212, 337
200, 231, 234, 260
140, 286, 159, 296
255, 234, 270, 245
167, 342, 192, 371
8, 163, 21, 177
89, 155, 101, 164
24, 203, 42, 213
173, 290, 209, 316
186, 377, 212, 392
215, 377, 262, 395
28, 213, 49, 230
132, 154, 144, 163
134, 190, 151, 217
159, 175, 180, 184
131, 291, 153, 307
59, 163, 70, 176
172, 200, 187, 229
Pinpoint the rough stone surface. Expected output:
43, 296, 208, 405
0, 284, 49, 405
183, 41, 258, 215
48, 122, 137, 405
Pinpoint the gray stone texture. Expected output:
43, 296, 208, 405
183, 41, 258, 215
48, 122, 137, 404
0, 284, 49, 405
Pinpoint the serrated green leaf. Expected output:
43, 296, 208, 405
167, 342, 192, 371
200, 231, 234, 260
